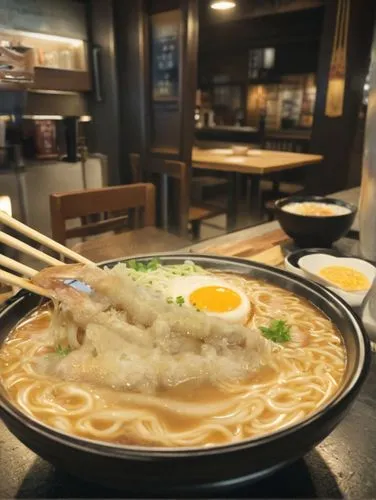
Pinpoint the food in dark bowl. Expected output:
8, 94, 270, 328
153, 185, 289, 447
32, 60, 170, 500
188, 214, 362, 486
274, 196, 357, 248
0, 255, 370, 494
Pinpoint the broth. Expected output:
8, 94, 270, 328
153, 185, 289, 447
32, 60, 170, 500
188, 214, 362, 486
0, 271, 346, 448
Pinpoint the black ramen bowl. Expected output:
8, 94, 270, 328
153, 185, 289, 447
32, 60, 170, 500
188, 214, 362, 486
0, 255, 370, 494
274, 196, 357, 248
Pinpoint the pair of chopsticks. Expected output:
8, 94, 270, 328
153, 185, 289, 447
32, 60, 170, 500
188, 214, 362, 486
0, 211, 93, 299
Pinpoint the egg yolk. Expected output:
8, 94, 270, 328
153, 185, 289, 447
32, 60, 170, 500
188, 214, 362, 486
319, 265, 370, 291
189, 286, 241, 313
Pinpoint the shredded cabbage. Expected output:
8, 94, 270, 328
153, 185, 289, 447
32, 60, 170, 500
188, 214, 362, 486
109, 260, 207, 294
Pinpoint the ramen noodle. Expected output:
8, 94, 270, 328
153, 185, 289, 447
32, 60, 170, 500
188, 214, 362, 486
0, 261, 346, 448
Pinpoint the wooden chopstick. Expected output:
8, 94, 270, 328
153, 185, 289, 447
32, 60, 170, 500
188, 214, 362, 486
0, 269, 52, 298
0, 211, 93, 265
0, 231, 61, 267
332, 0, 341, 55
0, 254, 37, 277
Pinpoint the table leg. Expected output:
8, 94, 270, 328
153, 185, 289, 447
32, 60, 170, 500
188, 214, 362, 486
272, 173, 281, 198
161, 173, 169, 231
227, 172, 238, 232
249, 174, 262, 220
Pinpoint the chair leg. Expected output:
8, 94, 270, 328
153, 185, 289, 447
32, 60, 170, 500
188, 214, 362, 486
266, 210, 275, 222
191, 220, 201, 240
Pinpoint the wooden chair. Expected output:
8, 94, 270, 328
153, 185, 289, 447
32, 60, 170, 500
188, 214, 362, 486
129, 153, 143, 183
261, 176, 305, 222
129, 153, 222, 239
50, 183, 155, 246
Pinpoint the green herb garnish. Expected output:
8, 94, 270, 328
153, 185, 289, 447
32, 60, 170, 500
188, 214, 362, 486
146, 258, 160, 271
259, 319, 291, 343
176, 296, 185, 306
127, 259, 141, 271
127, 258, 160, 272
166, 296, 174, 304
55, 344, 72, 357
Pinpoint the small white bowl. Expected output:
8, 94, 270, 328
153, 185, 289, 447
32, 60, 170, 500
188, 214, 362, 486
297, 254, 376, 308
284, 257, 306, 278
231, 145, 248, 156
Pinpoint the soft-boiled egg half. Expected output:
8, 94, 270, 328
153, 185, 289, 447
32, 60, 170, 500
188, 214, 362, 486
165, 275, 251, 324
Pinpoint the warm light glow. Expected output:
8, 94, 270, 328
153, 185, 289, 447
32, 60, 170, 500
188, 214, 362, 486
210, 1, 236, 10
23, 115, 63, 120
0, 196, 12, 217
22, 115, 92, 122
0, 28, 83, 47
263, 48, 275, 69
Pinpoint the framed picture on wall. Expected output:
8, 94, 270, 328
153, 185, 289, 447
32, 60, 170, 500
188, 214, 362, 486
151, 10, 180, 101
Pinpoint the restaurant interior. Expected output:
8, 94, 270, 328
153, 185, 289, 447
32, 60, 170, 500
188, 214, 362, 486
1, 0, 376, 498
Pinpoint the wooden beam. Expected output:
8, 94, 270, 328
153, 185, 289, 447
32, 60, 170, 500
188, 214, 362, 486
308, 0, 375, 195
113, 0, 148, 184
87, 0, 120, 185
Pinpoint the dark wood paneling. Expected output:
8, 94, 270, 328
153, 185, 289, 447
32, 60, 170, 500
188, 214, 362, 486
199, 7, 324, 53
199, 51, 248, 86
274, 41, 320, 75
26, 92, 88, 116
87, 0, 120, 185
113, 0, 148, 184
308, 0, 375, 194
147, 0, 198, 167
199, 41, 320, 87
151, 103, 180, 151
147, 0, 180, 14
180, 0, 199, 166
113, 0, 199, 185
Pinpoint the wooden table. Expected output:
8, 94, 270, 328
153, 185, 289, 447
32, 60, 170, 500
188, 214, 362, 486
3, 188, 376, 499
72, 187, 360, 264
192, 147, 323, 230
72, 227, 191, 263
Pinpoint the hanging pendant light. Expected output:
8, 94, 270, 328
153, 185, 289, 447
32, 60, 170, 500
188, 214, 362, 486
210, 1, 236, 10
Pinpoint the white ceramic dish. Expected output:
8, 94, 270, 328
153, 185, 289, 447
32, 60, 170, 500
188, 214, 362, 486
231, 145, 249, 156
284, 258, 306, 278
296, 254, 376, 308
208, 149, 233, 155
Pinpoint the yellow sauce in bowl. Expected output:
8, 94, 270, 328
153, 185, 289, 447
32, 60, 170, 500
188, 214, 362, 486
319, 265, 370, 291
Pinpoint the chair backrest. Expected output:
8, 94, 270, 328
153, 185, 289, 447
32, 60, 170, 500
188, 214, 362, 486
129, 153, 143, 183
50, 183, 156, 245
129, 154, 190, 236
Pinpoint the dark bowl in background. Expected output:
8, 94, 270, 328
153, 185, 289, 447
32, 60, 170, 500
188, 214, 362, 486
0, 255, 370, 494
274, 196, 357, 248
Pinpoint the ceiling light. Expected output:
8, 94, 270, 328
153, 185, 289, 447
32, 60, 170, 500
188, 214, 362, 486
210, 1, 236, 10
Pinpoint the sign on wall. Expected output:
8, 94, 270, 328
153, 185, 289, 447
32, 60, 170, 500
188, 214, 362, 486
151, 10, 180, 101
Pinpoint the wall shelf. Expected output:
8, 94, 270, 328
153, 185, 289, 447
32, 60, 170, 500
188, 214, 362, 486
32, 67, 91, 92
0, 28, 91, 92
